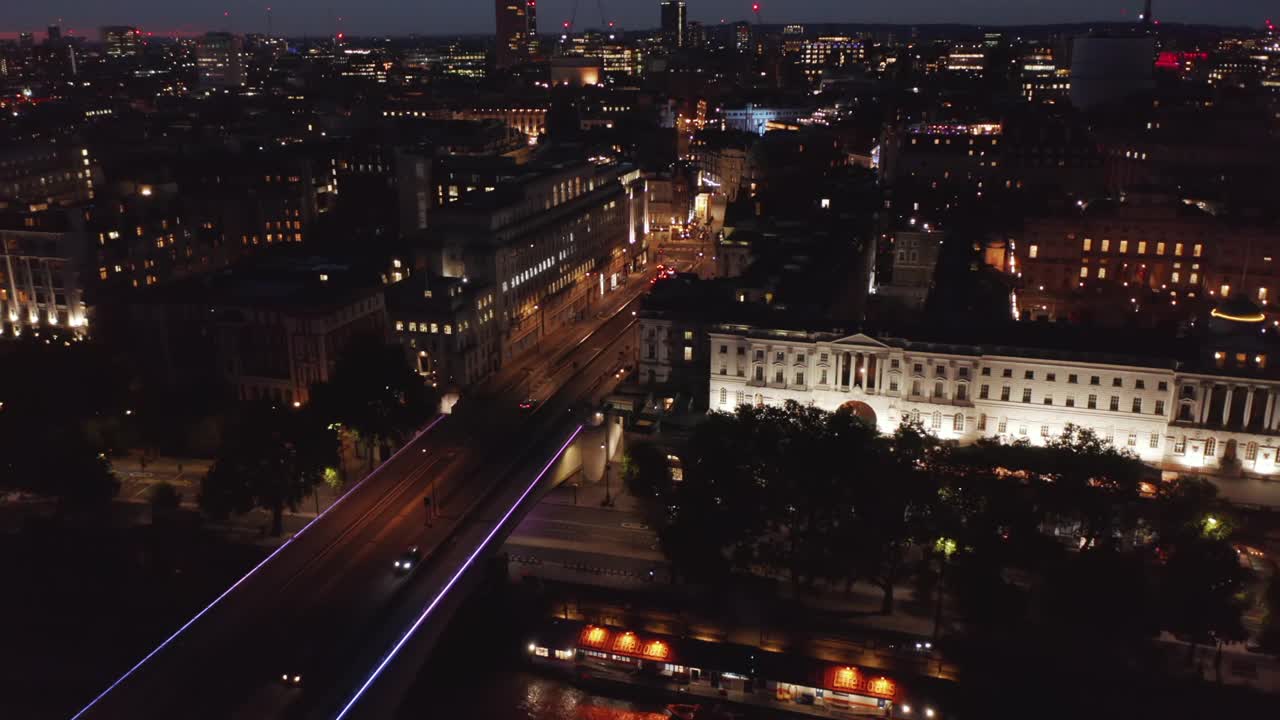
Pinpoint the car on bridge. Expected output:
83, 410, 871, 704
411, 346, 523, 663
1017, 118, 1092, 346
393, 546, 422, 576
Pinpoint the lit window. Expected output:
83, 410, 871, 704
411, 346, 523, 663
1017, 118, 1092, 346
1137, 241, 1147, 254
1029, 245, 1039, 259
1205, 437, 1216, 457
1119, 240, 1128, 254
1098, 267, 1107, 280
683, 346, 693, 362
1156, 242, 1166, 255
1101, 239, 1111, 252
1174, 243, 1184, 256
1082, 238, 1092, 252
1221, 284, 1231, 297
1080, 267, 1089, 278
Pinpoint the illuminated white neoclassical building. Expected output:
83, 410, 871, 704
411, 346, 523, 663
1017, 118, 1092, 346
707, 309, 1280, 478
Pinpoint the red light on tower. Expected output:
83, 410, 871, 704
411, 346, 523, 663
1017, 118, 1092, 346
563, 21, 570, 29
752, 3, 761, 13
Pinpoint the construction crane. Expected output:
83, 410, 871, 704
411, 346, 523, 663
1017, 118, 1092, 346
564, 0, 613, 34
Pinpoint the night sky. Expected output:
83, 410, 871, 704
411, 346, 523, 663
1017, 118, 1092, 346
4, 0, 1272, 38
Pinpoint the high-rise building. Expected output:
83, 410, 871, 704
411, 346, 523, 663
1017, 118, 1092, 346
19, 32, 34, 49
686, 21, 706, 49
46, 26, 62, 44
102, 26, 143, 59
660, 0, 686, 50
196, 32, 245, 88
495, 0, 538, 69
734, 21, 752, 53
1069, 36, 1155, 110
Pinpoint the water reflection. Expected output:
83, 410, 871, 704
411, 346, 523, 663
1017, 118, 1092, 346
409, 669, 669, 720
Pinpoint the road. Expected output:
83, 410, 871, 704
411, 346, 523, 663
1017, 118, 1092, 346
72, 272, 652, 720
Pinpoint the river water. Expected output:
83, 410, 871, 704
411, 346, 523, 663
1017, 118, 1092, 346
402, 667, 672, 720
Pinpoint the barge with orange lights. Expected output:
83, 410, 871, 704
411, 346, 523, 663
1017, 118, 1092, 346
526, 620, 952, 719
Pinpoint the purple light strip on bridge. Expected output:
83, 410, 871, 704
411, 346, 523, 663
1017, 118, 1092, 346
333, 424, 585, 720
69, 414, 448, 720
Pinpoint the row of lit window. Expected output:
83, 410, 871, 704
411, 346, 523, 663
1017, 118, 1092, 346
1078, 265, 1199, 284
396, 320, 453, 335
1070, 238, 1203, 257
1212, 351, 1268, 369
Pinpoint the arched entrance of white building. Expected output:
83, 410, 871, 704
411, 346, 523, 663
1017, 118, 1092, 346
838, 400, 878, 428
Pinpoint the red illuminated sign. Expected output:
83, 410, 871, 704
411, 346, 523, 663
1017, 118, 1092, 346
831, 666, 859, 690
825, 666, 897, 699
578, 626, 675, 662
580, 626, 609, 648
641, 640, 670, 661
612, 632, 639, 654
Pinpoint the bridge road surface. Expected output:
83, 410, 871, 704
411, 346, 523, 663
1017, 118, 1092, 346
72, 284, 644, 720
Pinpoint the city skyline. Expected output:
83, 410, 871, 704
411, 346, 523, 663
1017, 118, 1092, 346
2, 0, 1274, 39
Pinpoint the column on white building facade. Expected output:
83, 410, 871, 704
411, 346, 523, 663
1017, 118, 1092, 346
41, 261, 58, 324
1242, 388, 1254, 430
1221, 385, 1233, 428
1263, 390, 1275, 432
876, 354, 885, 394
1199, 383, 1213, 425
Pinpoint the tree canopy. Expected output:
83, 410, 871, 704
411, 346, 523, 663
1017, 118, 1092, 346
199, 401, 337, 536
632, 400, 1255, 657
310, 333, 436, 464
0, 337, 122, 509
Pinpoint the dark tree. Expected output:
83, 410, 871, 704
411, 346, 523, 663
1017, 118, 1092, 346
311, 334, 436, 473
199, 402, 337, 536
0, 337, 123, 509
1161, 535, 1251, 661
1258, 575, 1280, 657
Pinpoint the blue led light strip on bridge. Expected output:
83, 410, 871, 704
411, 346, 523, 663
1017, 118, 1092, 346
334, 425, 585, 720
69, 415, 448, 720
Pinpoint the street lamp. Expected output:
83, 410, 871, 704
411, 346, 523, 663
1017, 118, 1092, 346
601, 442, 613, 507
